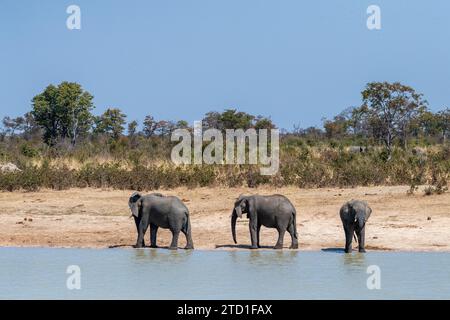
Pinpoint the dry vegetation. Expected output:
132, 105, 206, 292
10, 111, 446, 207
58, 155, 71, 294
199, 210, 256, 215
1, 143, 449, 192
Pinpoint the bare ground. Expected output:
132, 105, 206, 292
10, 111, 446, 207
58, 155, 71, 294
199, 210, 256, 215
0, 186, 449, 251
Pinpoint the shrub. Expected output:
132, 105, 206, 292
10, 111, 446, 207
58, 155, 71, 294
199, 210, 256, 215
20, 143, 40, 158
0, 137, 448, 191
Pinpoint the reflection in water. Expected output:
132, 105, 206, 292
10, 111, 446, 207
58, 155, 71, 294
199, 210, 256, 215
131, 248, 193, 264
228, 250, 299, 266
1, 248, 449, 299
342, 252, 367, 268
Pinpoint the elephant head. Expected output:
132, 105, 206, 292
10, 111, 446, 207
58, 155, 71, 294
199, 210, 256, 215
231, 195, 254, 244
353, 202, 372, 231
128, 192, 143, 218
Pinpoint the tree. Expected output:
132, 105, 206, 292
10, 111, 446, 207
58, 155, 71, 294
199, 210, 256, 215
202, 111, 221, 130
31, 82, 94, 145
143, 115, 158, 137
254, 116, 276, 130
219, 109, 254, 129
2, 116, 25, 136
202, 109, 260, 131
302, 126, 324, 140
22, 112, 41, 140
323, 109, 352, 139
94, 108, 127, 140
127, 120, 138, 137
127, 120, 139, 148
359, 82, 427, 157
154, 120, 175, 137
175, 120, 189, 130
436, 108, 450, 143
417, 111, 441, 138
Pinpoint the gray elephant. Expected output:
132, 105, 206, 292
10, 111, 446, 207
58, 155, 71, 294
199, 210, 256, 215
340, 200, 372, 253
231, 194, 298, 249
128, 192, 194, 250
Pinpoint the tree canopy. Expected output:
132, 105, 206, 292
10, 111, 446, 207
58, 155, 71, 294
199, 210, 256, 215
94, 108, 127, 139
31, 82, 94, 145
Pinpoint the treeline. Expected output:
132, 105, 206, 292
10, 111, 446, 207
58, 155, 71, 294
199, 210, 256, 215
1, 81, 276, 146
2, 81, 448, 151
322, 83, 449, 154
0, 81, 449, 192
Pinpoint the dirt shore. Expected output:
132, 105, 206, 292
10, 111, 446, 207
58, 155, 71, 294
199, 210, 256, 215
0, 186, 449, 251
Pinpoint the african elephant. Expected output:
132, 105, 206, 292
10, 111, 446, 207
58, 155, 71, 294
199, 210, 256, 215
128, 192, 194, 250
340, 200, 372, 253
231, 194, 298, 249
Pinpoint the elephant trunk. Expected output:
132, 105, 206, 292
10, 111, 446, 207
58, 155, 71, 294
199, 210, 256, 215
231, 209, 238, 244
356, 214, 366, 231
353, 214, 366, 243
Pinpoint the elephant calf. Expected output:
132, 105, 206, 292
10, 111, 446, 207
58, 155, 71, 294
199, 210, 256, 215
231, 194, 299, 249
128, 192, 194, 250
340, 200, 372, 253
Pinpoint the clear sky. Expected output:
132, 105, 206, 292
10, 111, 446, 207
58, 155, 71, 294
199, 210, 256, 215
1, 0, 449, 129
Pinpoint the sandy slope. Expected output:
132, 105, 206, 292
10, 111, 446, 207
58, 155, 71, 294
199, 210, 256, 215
0, 186, 449, 251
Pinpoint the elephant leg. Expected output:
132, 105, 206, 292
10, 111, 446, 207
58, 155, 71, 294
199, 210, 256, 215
249, 220, 258, 249
133, 216, 145, 247
181, 224, 194, 250
169, 230, 180, 250
287, 222, 298, 249
256, 224, 261, 248
136, 214, 149, 248
344, 224, 354, 253
149, 224, 158, 248
358, 228, 366, 253
274, 228, 286, 249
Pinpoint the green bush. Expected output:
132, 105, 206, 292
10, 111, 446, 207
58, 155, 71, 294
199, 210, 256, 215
20, 143, 40, 158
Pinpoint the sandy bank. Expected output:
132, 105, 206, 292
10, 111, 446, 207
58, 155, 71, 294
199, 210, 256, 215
0, 186, 449, 251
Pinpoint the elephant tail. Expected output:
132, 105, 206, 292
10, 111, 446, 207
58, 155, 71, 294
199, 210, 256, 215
291, 211, 298, 239
184, 212, 192, 234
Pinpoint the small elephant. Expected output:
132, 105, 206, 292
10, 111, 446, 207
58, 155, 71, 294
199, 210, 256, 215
128, 192, 194, 250
340, 200, 372, 253
231, 194, 298, 249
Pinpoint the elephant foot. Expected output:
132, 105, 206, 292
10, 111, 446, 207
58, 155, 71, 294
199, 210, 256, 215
289, 244, 299, 249
250, 245, 259, 250
274, 244, 283, 250
168, 246, 178, 250
184, 245, 194, 250
344, 248, 352, 253
134, 244, 144, 249
150, 245, 158, 249
359, 248, 366, 253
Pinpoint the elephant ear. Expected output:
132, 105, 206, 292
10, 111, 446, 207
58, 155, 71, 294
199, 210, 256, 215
234, 201, 243, 218
365, 205, 372, 221
129, 192, 142, 218
246, 197, 256, 219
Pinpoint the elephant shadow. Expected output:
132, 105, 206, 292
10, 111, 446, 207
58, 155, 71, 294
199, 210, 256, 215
215, 244, 280, 250
108, 244, 179, 250
321, 247, 345, 253
109, 244, 133, 249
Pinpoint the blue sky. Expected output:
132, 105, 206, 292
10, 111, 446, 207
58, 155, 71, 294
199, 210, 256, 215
1, 0, 449, 129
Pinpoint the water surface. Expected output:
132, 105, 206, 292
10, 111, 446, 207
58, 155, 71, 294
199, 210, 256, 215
0, 247, 449, 299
